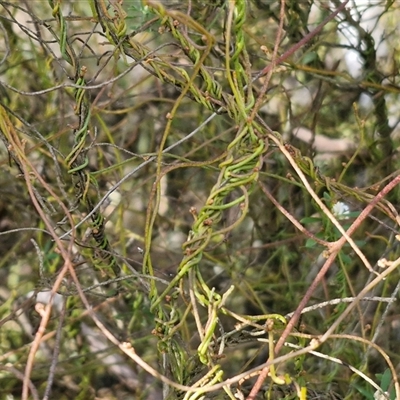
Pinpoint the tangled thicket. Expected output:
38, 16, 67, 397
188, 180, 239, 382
1, 1, 400, 399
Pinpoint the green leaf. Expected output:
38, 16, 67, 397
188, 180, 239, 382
378, 368, 392, 391
302, 51, 318, 65
305, 238, 317, 248
300, 216, 321, 224
323, 191, 332, 202
352, 383, 374, 400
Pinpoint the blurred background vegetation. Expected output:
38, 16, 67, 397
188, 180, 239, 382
1, 1, 400, 399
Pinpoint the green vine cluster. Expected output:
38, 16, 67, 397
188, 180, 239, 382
47, 0, 396, 397
93, 0, 272, 395
2, 1, 400, 398
49, 0, 121, 287
93, 0, 238, 115
91, 0, 272, 393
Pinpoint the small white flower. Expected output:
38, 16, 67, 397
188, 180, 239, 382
374, 390, 390, 400
332, 201, 350, 220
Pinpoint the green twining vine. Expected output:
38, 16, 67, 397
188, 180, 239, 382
91, 0, 283, 393
3, 1, 400, 399
143, 0, 270, 390
49, 0, 121, 286
93, 0, 236, 115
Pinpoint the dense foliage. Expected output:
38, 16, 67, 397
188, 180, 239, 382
1, 1, 400, 399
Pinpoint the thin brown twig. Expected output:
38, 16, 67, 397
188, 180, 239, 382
18, 168, 74, 400
258, 181, 329, 247
268, 134, 374, 272
252, 0, 350, 81
251, 174, 400, 400
248, 0, 285, 122
0, 106, 84, 399
0, 365, 40, 400
42, 297, 67, 400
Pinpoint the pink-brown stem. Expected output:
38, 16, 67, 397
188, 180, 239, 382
247, 173, 400, 399
253, 0, 350, 81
